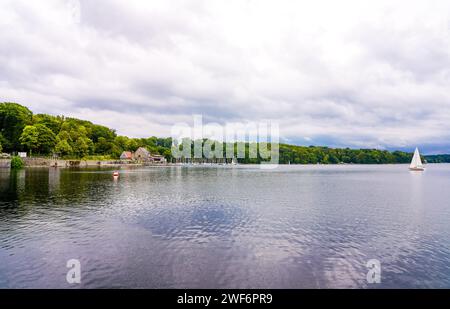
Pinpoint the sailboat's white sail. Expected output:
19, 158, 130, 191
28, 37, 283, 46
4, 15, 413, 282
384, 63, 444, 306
410, 147, 424, 170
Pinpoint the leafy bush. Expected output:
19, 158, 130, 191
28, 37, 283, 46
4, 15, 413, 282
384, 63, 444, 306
10, 156, 24, 169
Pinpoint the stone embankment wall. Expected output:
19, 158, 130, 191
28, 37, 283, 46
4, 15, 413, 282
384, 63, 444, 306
0, 158, 168, 168
22, 158, 66, 167
0, 159, 11, 168
20, 158, 134, 167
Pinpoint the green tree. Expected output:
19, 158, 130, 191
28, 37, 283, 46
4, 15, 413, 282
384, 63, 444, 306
0, 102, 33, 152
54, 139, 73, 156
127, 139, 140, 152
91, 125, 115, 143
19, 124, 56, 155
54, 131, 73, 156
0, 133, 5, 151
10, 156, 24, 169
56, 131, 72, 143
35, 124, 56, 154
110, 144, 122, 158
114, 136, 129, 150
69, 126, 88, 141
33, 114, 62, 134
73, 136, 93, 158
19, 125, 39, 155
95, 137, 112, 154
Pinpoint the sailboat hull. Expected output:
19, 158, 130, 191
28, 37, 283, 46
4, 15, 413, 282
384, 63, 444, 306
409, 167, 424, 171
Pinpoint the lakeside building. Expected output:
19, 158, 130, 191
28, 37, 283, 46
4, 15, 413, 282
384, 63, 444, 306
134, 147, 151, 161
120, 148, 167, 164
120, 151, 133, 160
150, 154, 166, 163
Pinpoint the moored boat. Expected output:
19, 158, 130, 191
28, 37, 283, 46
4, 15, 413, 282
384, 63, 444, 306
409, 147, 425, 171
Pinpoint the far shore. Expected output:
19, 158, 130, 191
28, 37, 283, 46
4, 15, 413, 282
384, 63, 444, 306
1, 158, 448, 169
0, 157, 171, 168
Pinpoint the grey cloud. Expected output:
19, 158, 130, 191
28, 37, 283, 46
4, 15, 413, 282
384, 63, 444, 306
1, 0, 450, 153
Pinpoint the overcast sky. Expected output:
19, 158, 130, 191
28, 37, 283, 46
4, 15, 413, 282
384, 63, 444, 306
1, 0, 450, 153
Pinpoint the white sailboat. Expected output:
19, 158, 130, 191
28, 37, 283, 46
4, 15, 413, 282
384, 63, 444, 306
409, 147, 425, 171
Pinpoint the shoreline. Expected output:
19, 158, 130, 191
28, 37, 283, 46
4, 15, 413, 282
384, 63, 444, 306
1, 158, 447, 169
0, 158, 170, 168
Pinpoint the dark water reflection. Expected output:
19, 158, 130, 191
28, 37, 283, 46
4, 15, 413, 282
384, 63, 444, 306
1, 165, 450, 288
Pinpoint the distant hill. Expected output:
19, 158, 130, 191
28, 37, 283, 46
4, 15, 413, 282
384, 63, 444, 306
424, 154, 450, 163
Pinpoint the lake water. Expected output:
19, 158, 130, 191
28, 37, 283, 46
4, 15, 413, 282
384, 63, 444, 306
1, 164, 450, 288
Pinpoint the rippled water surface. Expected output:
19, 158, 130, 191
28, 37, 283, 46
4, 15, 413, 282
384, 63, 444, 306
1, 165, 450, 288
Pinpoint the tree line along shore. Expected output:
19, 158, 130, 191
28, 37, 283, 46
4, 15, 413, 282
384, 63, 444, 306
1, 102, 448, 165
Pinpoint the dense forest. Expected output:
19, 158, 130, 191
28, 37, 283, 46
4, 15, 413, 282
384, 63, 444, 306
424, 154, 450, 163
1, 102, 448, 164
0, 102, 172, 160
